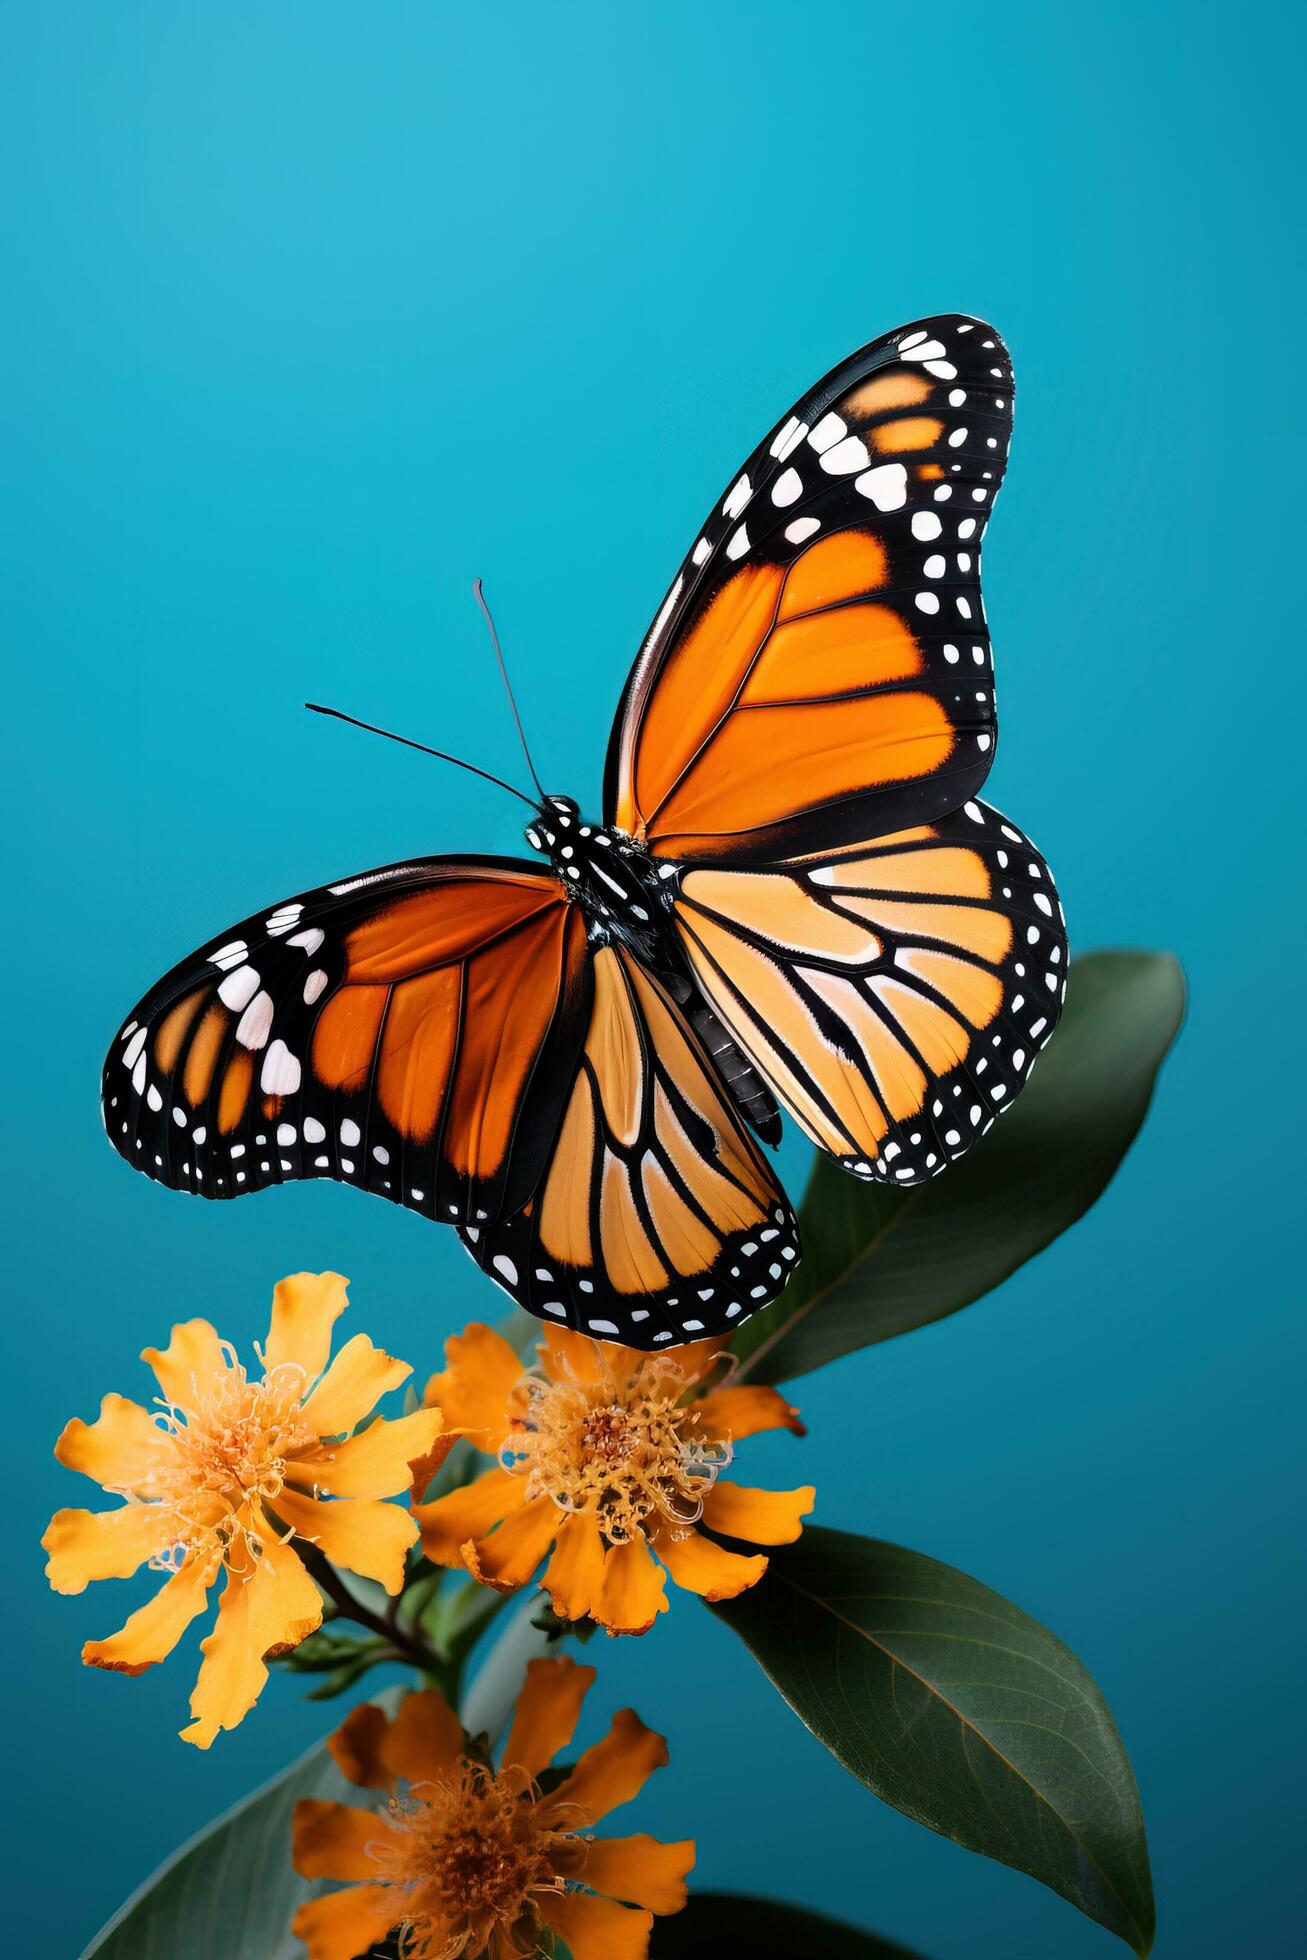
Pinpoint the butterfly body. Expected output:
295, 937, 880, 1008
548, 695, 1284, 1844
103, 314, 1068, 1348
525, 796, 675, 970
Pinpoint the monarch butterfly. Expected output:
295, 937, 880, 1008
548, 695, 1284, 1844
102, 314, 1066, 1350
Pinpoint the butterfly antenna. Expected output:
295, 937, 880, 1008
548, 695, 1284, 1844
472, 578, 546, 801
304, 703, 538, 807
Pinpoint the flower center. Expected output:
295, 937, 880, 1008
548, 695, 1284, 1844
501, 1357, 731, 1546
135, 1349, 315, 1568
376, 1761, 564, 1960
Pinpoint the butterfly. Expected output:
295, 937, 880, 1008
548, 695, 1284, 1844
102, 314, 1066, 1350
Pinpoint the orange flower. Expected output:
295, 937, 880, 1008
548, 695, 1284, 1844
293, 1656, 693, 1960
42, 1272, 448, 1747
414, 1323, 813, 1636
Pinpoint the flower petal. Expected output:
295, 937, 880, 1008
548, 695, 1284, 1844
593, 1537, 668, 1636
300, 1333, 410, 1438
540, 1512, 606, 1626
180, 1537, 323, 1748
54, 1394, 172, 1493
329, 1701, 393, 1790
573, 1833, 695, 1913
699, 1481, 815, 1546
290, 1408, 448, 1500
537, 1885, 654, 1960
655, 1526, 767, 1601
271, 1486, 416, 1595
463, 1495, 559, 1594
82, 1553, 216, 1674
424, 1322, 525, 1452
544, 1707, 668, 1825
292, 1798, 387, 1882
263, 1271, 349, 1384
414, 1466, 527, 1568
380, 1686, 464, 1786
43, 1503, 175, 1594
291, 1884, 396, 1960
502, 1654, 596, 1779
140, 1318, 225, 1406
539, 1324, 642, 1387
694, 1383, 806, 1441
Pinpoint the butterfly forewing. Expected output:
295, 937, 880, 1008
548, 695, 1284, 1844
606, 315, 1013, 864
671, 801, 1066, 1185
102, 858, 591, 1227
458, 944, 798, 1346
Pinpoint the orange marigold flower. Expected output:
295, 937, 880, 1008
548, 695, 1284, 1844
414, 1323, 813, 1635
293, 1656, 693, 1960
42, 1272, 448, 1748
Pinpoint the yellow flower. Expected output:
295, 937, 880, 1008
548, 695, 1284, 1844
293, 1656, 693, 1960
42, 1272, 448, 1747
414, 1323, 813, 1636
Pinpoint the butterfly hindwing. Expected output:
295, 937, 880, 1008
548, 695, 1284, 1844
102, 858, 591, 1226
458, 943, 798, 1347
607, 315, 1013, 865
672, 800, 1067, 1186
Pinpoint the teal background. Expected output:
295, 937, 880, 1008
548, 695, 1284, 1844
3, 3, 1302, 1954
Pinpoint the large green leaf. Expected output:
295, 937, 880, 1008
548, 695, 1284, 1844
651, 1892, 927, 1956
732, 950, 1185, 1384
81, 1693, 401, 1960
713, 1529, 1154, 1956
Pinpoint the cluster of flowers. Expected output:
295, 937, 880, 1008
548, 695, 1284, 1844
44, 1273, 813, 1959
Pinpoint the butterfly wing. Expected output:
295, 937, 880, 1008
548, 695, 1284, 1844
458, 943, 798, 1347
606, 314, 1012, 865
671, 801, 1066, 1185
102, 857, 591, 1226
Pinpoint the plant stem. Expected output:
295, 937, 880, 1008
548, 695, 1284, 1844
297, 1544, 448, 1682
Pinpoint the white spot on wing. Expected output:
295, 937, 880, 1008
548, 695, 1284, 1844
236, 992, 274, 1051
218, 965, 260, 1011
808, 411, 846, 454
260, 1040, 301, 1096
820, 434, 870, 475
854, 463, 907, 511
722, 474, 752, 520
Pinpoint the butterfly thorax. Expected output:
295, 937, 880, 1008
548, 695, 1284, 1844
525, 795, 675, 965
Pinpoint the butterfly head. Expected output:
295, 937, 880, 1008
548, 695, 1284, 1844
525, 795, 670, 960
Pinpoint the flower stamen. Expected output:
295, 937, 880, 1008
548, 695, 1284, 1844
499, 1354, 732, 1548
125, 1358, 316, 1571
368, 1760, 572, 1960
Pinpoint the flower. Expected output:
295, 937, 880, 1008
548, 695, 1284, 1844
414, 1323, 814, 1635
42, 1272, 448, 1747
292, 1655, 693, 1960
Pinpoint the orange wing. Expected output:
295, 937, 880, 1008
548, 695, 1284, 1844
672, 802, 1066, 1185
102, 857, 591, 1226
605, 315, 1012, 864
458, 943, 798, 1347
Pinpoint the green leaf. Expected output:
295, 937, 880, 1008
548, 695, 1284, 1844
81, 1692, 401, 1960
651, 1892, 928, 1956
732, 950, 1185, 1384
713, 1528, 1154, 1956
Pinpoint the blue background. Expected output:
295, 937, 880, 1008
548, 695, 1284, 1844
3, 4, 1302, 1955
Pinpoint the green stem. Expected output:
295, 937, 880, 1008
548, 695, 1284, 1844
440, 1577, 516, 1666
297, 1545, 449, 1684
